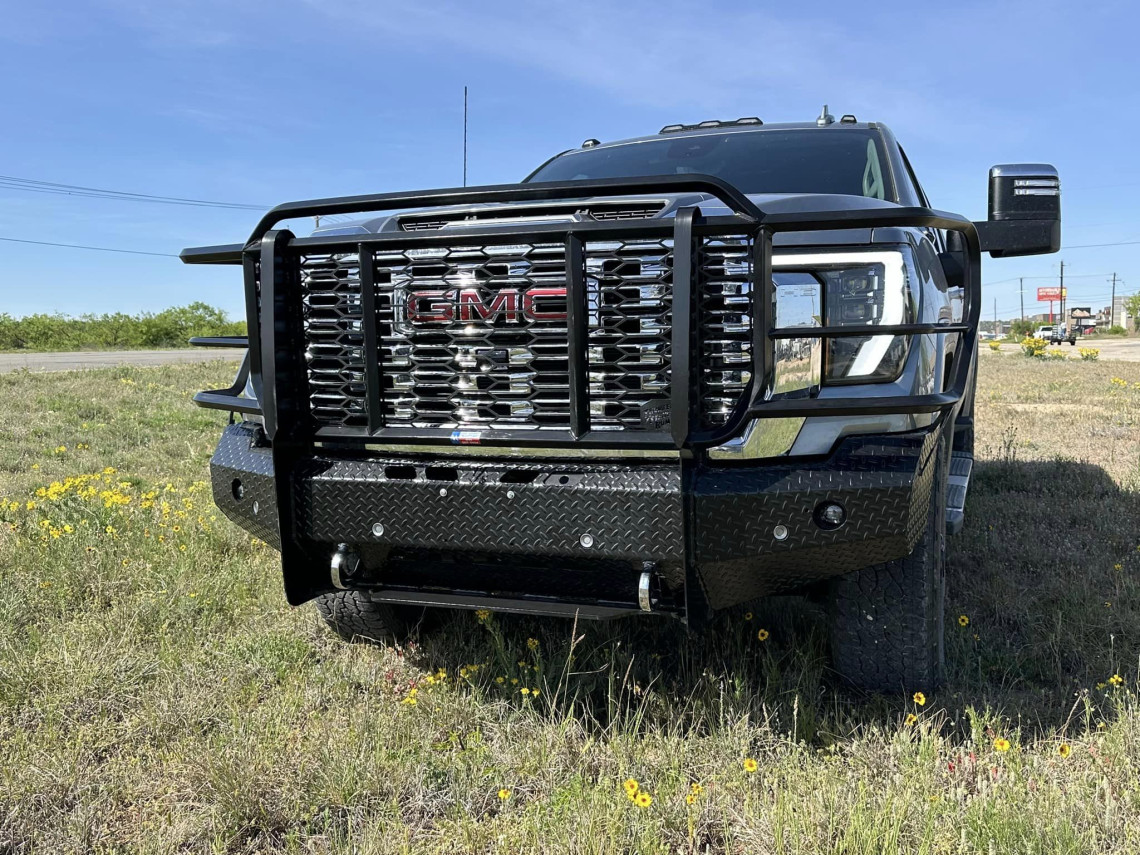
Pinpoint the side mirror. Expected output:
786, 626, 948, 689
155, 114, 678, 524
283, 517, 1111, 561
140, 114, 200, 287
973, 164, 1061, 258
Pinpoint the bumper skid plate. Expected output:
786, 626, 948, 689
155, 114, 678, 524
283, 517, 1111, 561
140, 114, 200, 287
211, 422, 942, 618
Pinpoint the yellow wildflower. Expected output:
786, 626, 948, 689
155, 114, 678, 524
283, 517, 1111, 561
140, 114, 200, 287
743, 758, 758, 773
993, 737, 1011, 753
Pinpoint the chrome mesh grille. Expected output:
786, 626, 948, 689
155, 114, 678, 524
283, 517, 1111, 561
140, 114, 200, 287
299, 234, 755, 435
698, 236, 753, 428
301, 253, 365, 425
586, 239, 673, 430
377, 243, 570, 429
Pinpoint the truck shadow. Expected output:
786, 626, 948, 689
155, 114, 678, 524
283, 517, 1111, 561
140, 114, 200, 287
409, 458, 1138, 741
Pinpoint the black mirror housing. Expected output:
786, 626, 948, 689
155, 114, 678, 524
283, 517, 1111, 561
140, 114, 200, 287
974, 164, 1061, 258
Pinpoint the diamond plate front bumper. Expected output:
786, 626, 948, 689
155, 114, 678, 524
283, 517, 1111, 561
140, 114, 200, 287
209, 421, 942, 617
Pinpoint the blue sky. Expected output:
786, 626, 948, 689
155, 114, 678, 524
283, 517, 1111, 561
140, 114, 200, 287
1, 0, 1136, 321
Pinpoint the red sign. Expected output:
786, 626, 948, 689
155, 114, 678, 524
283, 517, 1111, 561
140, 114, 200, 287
1037, 287, 1068, 301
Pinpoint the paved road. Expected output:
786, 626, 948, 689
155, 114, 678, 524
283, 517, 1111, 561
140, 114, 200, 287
0, 349, 243, 373
990, 337, 1140, 361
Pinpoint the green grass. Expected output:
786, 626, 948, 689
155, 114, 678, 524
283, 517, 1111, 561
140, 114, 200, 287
1, 355, 1139, 853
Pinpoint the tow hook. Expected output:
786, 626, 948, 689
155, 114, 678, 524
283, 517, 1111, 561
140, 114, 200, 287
638, 563, 658, 613
330, 544, 361, 590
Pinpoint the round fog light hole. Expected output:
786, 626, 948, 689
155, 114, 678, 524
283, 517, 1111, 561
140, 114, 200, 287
814, 501, 847, 530
231, 479, 244, 501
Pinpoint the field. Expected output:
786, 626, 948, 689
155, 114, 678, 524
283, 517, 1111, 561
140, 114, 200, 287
1, 352, 1138, 853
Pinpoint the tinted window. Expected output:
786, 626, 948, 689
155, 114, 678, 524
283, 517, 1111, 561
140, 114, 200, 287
528, 129, 891, 199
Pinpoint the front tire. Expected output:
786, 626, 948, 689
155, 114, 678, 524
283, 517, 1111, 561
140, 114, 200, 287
315, 590, 427, 645
827, 443, 947, 693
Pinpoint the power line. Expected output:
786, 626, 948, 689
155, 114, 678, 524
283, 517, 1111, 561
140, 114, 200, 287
0, 236, 178, 257
0, 173, 268, 211
1061, 239, 1140, 249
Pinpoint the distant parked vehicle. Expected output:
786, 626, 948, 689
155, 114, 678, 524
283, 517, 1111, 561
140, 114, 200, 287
1036, 325, 1055, 339
1050, 323, 1077, 346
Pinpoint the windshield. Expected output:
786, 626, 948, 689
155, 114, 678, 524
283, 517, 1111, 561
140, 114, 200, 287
527, 129, 891, 200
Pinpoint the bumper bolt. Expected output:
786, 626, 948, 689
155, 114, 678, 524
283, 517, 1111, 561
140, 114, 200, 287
371, 522, 385, 537
580, 533, 595, 549
773, 524, 789, 541
439, 487, 448, 497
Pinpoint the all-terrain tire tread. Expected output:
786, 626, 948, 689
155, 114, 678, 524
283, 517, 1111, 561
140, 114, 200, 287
315, 590, 413, 645
828, 444, 947, 693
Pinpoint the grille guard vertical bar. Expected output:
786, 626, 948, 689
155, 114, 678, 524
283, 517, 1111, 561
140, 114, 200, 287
358, 244, 384, 433
565, 234, 589, 438
751, 226, 775, 406
259, 229, 296, 440
670, 207, 700, 449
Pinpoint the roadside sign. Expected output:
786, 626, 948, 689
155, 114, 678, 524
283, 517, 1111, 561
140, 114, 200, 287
1037, 286, 1068, 300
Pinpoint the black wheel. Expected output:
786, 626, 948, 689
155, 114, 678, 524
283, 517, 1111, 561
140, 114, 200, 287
315, 590, 429, 645
827, 442, 947, 693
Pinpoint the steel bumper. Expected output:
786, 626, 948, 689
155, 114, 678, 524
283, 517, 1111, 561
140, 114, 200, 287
210, 421, 942, 616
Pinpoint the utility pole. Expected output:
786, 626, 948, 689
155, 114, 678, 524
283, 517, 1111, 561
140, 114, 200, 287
463, 85, 468, 187
994, 297, 998, 337
1110, 272, 1117, 327
1059, 260, 1065, 332
1019, 277, 1025, 323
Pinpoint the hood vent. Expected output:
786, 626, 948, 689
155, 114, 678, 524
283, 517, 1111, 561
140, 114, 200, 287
398, 201, 666, 232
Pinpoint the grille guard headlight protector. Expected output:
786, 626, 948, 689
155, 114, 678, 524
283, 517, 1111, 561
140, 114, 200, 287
772, 249, 915, 386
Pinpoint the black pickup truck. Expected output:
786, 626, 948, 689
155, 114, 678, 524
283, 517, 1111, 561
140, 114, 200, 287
184, 109, 1060, 691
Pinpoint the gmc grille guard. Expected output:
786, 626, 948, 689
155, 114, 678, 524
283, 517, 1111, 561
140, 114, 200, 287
183, 174, 981, 452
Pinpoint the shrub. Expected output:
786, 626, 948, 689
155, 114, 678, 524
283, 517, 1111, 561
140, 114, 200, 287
1020, 336, 1048, 357
1010, 319, 1037, 339
1105, 325, 1127, 336
1079, 347, 1100, 361
987, 340, 1002, 352
0, 304, 244, 352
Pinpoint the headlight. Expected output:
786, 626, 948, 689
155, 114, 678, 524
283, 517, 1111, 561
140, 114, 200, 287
709, 247, 917, 461
773, 250, 914, 384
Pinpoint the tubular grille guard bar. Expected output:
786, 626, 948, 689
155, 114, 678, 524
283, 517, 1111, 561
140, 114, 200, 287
181, 175, 980, 450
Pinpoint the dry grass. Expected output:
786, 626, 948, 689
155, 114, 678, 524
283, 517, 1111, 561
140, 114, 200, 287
0, 353, 1138, 853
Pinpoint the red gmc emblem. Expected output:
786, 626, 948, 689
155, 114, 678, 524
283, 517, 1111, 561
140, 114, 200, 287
406, 287, 567, 324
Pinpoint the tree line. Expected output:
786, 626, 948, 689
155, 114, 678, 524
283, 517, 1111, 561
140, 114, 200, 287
0, 303, 245, 351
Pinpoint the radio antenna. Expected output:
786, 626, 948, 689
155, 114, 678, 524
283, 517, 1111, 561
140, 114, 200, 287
463, 85, 468, 187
